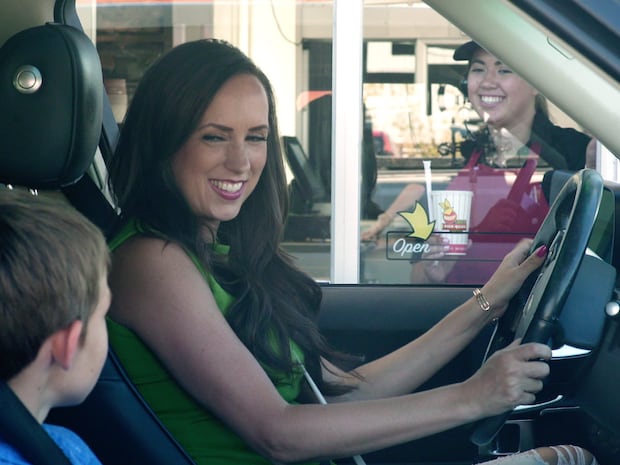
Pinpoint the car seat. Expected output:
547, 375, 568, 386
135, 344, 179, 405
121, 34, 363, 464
0, 22, 196, 465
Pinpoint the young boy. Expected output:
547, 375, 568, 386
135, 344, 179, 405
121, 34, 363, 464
0, 189, 110, 465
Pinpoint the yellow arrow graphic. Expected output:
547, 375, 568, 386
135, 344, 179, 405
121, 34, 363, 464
398, 202, 435, 240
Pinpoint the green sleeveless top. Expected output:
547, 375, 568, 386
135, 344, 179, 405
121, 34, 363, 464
107, 219, 314, 465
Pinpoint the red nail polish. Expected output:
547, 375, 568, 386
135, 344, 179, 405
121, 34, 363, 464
536, 245, 548, 257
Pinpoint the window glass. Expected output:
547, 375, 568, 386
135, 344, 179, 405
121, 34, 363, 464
358, 2, 590, 286
78, 1, 590, 286
77, 0, 335, 283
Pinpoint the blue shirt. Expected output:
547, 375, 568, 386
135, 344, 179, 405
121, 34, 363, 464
0, 424, 101, 465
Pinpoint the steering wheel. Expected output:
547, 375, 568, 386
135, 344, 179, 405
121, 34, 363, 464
470, 169, 604, 446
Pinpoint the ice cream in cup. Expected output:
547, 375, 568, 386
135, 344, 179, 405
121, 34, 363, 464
430, 190, 473, 255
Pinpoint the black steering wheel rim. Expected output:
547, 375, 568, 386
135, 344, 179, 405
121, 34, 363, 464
470, 168, 604, 446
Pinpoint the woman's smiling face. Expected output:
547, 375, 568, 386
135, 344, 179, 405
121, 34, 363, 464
467, 48, 538, 133
171, 73, 269, 231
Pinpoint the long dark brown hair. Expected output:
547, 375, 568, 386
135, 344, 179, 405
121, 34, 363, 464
107, 39, 355, 396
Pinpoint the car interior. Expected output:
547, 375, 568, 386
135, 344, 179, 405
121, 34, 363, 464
0, 19, 196, 465
2, 1, 620, 465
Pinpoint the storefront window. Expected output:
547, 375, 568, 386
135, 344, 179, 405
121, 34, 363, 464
78, 0, 588, 285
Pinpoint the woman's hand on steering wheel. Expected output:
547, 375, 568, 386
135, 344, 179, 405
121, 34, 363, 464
470, 169, 604, 446
461, 339, 552, 419
480, 239, 548, 320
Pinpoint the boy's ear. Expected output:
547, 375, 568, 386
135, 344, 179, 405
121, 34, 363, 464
50, 320, 84, 370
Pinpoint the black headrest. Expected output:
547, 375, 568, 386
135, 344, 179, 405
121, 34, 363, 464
0, 23, 103, 189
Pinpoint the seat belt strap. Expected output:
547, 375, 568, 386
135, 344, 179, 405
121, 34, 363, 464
0, 382, 72, 465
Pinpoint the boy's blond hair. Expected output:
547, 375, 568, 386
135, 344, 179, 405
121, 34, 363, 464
0, 189, 109, 381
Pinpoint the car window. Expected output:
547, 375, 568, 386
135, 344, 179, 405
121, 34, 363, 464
77, 0, 595, 286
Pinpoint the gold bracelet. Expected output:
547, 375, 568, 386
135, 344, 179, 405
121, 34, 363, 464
473, 288, 491, 312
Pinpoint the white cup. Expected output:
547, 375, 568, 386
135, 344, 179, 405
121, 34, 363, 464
430, 190, 473, 255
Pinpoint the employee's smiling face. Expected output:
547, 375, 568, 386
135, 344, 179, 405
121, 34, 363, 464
467, 48, 538, 133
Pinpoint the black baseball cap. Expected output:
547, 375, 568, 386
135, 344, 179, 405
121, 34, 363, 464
453, 40, 482, 61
